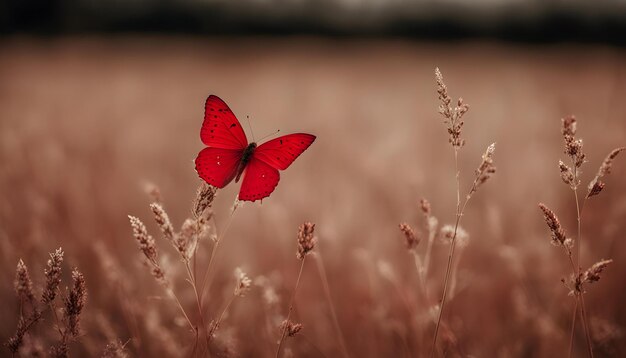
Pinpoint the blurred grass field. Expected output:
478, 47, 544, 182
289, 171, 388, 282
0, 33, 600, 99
1, 36, 626, 356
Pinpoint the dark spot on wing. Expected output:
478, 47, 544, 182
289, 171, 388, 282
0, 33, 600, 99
280, 140, 283, 145
230, 123, 236, 128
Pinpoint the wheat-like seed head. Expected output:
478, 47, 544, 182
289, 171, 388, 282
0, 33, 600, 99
63, 268, 87, 338
42, 248, 64, 305
296, 222, 316, 260
14, 259, 35, 304
587, 147, 625, 198
435, 67, 469, 148
399, 223, 420, 251
280, 320, 302, 337
538, 203, 573, 250
468, 143, 496, 197
581, 259, 612, 284
561, 115, 586, 170
193, 183, 217, 218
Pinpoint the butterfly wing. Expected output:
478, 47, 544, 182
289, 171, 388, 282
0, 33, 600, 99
238, 157, 280, 202
195, 147, 243, 188
200, 95, 248, 149
253, 133, 316, 170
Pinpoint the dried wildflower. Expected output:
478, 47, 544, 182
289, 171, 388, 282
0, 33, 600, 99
468, 143, 496, 197
128, 216, 157, 263
538, 203, 572, 249
587, 147, 625, 198
435, 68, 469, 148
128, 216, 168, 286
42, 248, 64, 305
561, 115, 585, 169
440, 225, 469, 248
14, 259, 35, 304
178, 218, 199, 260
233, 267, 252, 297
101, 340, 129, 358
559, 160, 576, 188
193, 183, 216, 218
280, 320, 302, 337
150, 203, 175, 244
399, 223, 420, 250
296, 222, 316, 260
63, 268, 86, 338
581, 259, 612, 284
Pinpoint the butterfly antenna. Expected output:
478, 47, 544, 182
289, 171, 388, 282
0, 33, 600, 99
259, 129, 281, 142
246, 115, 256, 142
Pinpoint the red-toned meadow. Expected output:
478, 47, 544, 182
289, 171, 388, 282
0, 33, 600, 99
1, 37, 626, 357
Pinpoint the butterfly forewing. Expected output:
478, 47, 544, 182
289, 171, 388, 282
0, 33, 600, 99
253, 133, 316, 170
195, 147, 243, 188
201, 95, 249, 150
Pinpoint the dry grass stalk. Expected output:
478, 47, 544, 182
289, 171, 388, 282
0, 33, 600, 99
276, 222, 317, 358
430, 68, 496, 356
6, 249, 87, 357
51, 268, 87, 357
209, 268, 252, 342
539, 115, 623, 358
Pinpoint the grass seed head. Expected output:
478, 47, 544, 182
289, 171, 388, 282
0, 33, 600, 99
587, 147, 625, 198
14, 259, 35, 304
296, 222, 316, 260
42, 248, 64, 305
399, 223, 420, 251
538, 203, 572, 249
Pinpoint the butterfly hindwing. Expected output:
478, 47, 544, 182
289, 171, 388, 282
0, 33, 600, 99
200, 95, 248, 150
254, 133, 316, 170
238, 157, 280, 201
195, 147, 243, 188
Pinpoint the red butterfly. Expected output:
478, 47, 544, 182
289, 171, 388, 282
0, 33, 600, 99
195, 95, 316, 202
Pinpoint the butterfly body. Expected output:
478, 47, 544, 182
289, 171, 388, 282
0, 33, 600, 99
235, 142, 257, 183
195, 95, 315, 202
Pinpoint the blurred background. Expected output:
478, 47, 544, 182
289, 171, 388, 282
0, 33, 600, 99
1, 0, 626, 357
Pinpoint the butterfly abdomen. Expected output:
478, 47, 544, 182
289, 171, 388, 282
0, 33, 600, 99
235, 142, 257, 183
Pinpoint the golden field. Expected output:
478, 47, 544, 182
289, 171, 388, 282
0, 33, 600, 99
1, 36, 625, 357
